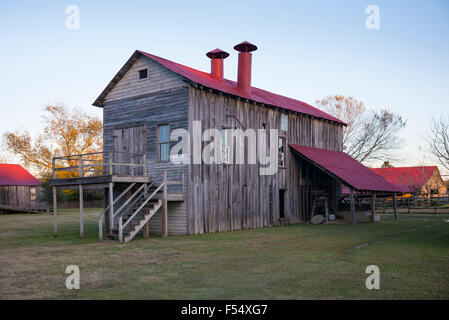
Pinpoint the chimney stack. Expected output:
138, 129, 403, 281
234, 41, 257, 95
206, 49, 229, 80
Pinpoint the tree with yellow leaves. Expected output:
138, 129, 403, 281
3, 104, 102, 178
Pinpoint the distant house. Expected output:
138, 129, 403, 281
0, 164, 47, 213
371, 166, 448, 196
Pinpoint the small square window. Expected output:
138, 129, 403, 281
30, 187, 37, 201
139, 69, 148, 80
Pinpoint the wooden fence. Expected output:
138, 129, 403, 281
376, 195, 449, 215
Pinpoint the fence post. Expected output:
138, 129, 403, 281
393, 193, 399, 220
408, 197, 410, 214
371, 192, 376, 223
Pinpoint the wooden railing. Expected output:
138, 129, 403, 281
52, 151, 147, 179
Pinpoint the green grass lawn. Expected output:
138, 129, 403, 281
1, 209, 448, 299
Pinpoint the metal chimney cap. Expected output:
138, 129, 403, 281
233, 41, 257, 53
206, 49, 230, 59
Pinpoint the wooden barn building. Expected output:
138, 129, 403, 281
0, 164, 47, 213
50, 42, 400, 241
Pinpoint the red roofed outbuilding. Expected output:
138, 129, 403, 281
0, 164, 47, 213
371, 166, 447, 196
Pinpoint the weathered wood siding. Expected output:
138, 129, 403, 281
101, 54, 343, 235
187, 87, 343, 234
104, 55, 185, 103
148, 201, 188, 235
102, 55, 190, 234
0, 185, 45, 212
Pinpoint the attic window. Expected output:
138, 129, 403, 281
138, 69, 148, 80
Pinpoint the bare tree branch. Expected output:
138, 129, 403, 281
316, 95, 406, 163
426, 116, 449, 171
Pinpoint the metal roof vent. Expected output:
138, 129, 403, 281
234, 41, 257, 95
206, 48, 229, 80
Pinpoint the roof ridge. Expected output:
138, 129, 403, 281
136, 50, 346, 125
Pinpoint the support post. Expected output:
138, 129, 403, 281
109, 152, 113, 175
162, 170, 168, 238
349, 188, 356, 226
324, 199, 329, 220
130, 156, 134, 176
181, 171, 185, 193
393, 193, 399, 220
79, 185, 84, 238
118, 217, 123, 242
108, 182, 114, 234
52, 158, 56, 179
99, 214, 103, 241
52, 186, 57, 237
371, 192, 376, 222
143, 222, 150, 238
79, 155, 84, 178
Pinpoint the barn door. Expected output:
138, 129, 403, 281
112, 125, 146, 176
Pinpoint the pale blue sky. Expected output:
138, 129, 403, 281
1, 0, 448, 173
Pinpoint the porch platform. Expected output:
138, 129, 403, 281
50, 175, 150, 188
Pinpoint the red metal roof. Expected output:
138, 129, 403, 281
370, 166, 438, 193
138, 51, 345, 125
0, 164, 42, 186
93, 50, 345, 125
289, 144, 402, 193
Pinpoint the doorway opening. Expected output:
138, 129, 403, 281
279, 189, 285, 218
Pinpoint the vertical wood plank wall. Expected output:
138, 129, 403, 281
187, 87, 343, 234
103, 56, 189, 235
101, 54, 344, 236
0, 185, 44, 212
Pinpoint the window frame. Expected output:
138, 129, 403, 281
30, 187, 37, 201
138, 68, 148, 80
220, 127, 232, 165
157, 124, 170, 162
278, 136, 286, 168
281, 113, 288, 132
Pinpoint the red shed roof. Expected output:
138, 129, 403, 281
93, 50, 345, 125
0, 164, 42, 186
289, 145, 401, 193
370, 166, 438, 192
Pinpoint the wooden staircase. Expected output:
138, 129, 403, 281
108, 197, 163, 242
98, 174, 166, 243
